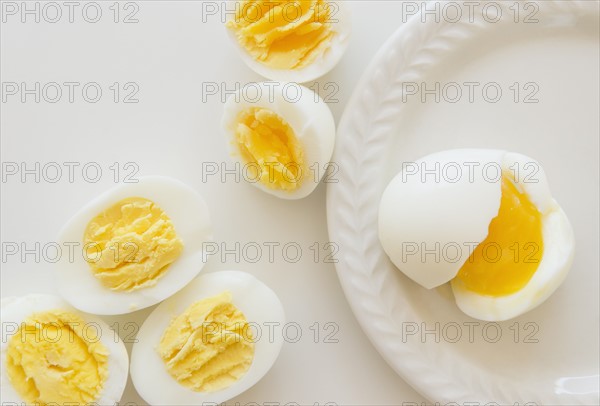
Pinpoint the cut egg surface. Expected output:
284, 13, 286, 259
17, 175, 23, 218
57, 176, 213, 315
0, 294, 129, 406
225, 0, 351, 82
378, 149, 575, 321
130, 271, 285, 405
222, 81, 335, 199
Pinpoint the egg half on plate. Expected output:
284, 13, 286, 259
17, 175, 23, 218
130, 271, 285, 405
57, 176, 213, 315
225, 0, 351, 83
0, 294, 129, 405
378, 149, 575, 321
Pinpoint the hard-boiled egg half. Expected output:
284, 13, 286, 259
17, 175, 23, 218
57, 176, 213, 315
1, 294, 128, 405
379, 149, 575, 321
225, 0, 351, 83
222, 81, 335, 199
130, 271, 285, 405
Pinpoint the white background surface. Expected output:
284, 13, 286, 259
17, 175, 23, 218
1, 1, 430, 405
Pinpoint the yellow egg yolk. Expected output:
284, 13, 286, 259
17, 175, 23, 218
84, 197, 184, 292
157, 291, 255, 392
455, 172, 544, 296
6, 310, 109, 405
226, 0, 335, 70
235, 107, 305, 191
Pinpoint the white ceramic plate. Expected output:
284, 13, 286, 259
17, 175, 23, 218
327, 1, 599, 404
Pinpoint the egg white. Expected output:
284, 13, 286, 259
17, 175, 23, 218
0, 294, 129, 405
451, 153, 575, 321
222, 81, 336, 199
56, 176, 213, 315
378, 149, 505, 289
130, 271, 285, 405
379, 149, 575, 321
225, 0, 352, 83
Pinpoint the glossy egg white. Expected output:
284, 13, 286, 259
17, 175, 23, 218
225, 0, 351, 83
379, 149, 575, 321
451, 153, 575, 321
0, 294, 129, 405
56, 176, 213, 315
130, 271, 285, 405
379, 149, 505, 289
222, 81, 336, 199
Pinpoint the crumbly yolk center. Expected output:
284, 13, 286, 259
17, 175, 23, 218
226, 0, 335, 70
6, 310, 109, 406
235, 107, 305, 191
455, 172, 544, 296
83, 197, 184, 292
157, 291, 255, 393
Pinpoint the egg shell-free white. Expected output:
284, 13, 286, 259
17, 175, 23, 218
225, 0, 352, 83
222, 81, 336, 199
451, 205, 575, 321
502, 152, 554, 214
451, 153, 575, 321
56, 176, 213, 315
0, 294, 129, 405
378, 149, 505, 289
130, 270, 285, 406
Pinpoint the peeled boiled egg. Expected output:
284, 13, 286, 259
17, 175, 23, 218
57, 176, 213, 315
1, 294, 129, 405
222, 81, 336, 199
225, 0, 351, 83
130, 271, 285, 405
378, 149, 575, 321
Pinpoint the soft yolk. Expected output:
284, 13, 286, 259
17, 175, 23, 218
6, 310, 109, 405
226, 0, 335, 70
235, 107, 305, 191
157, 291, 255, 392
84, 197, 184, 291
455, 172, 544, 296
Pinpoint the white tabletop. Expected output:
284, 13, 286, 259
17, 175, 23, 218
1, 1, 428, 405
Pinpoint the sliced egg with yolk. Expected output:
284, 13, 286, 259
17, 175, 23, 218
57, 176, 213, 315
222, 81, 336, 199
0, 294, 129, 405
378, 149, 574, 321
225, 0, 351, 83
130, 271, 285, 405
451, 152, 574, 321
